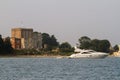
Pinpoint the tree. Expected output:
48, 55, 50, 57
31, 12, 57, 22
59, 42, 74, 52
42, 33, 51, 46
79, 36, 91, 49
0, 35, 14, 55
78, 36, 111, 53
98, 40, 111, 53
50, 35, 59, 47
90, 39, 100, 51
4, 37, 13, 54
113, 45, 119, 52
42, 33, 59, 51
0, 35, 4, 54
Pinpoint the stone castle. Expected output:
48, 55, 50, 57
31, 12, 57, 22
11, 28, 42, 49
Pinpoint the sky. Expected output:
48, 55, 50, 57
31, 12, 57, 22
0, 0, 120, 46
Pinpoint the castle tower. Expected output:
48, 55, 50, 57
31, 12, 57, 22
11, 28, 33, 49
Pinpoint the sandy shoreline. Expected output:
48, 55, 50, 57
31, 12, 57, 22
0, 55, 69, 58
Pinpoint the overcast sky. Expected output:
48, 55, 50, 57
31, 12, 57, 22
0, 0, 120, 46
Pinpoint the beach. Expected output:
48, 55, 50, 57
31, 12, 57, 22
0, 54, 69, 58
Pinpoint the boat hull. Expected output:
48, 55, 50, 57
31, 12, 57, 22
69, 54, 108, 59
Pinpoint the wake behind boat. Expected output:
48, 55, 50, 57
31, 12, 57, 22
69, 47, 109, 59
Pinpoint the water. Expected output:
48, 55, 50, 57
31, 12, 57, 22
0, 57, 120, 80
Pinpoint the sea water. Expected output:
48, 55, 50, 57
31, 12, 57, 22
0, 57, 120, 80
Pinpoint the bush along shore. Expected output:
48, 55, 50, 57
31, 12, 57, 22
0, 48, 74, 58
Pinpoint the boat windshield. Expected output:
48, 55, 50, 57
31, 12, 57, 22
81, 52, 91, 54
81, 50, 95, 54
89, 50, 95, 52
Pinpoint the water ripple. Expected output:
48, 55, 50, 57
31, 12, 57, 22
0, 57, 120, 80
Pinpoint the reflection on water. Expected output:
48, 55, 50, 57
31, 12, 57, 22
0, 57, 120, 80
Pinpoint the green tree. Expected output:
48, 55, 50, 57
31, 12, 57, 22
90, 39, 100, 51
4, 37, 13, 54
50, 35, 59, 47
42, 33, 51, 46
42, 33, 59, 51
78, 36, 111, 53
113, 45, 119, 52
98, 40, 111, 53
79, 36, 91, 49
59, 42, 74, 52
0, 35, 4, 54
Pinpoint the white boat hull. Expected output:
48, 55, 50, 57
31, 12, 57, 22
69, 47, 109, 59
69, 53, 108, 59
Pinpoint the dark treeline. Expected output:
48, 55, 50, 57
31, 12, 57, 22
42, 33, 59, 51
42, 33, 73, 52
0, 33, 117, 55
41, 34, 114, 54
0, 35, 13, 55
78, 36, 111, 53
42, 33, 74, 55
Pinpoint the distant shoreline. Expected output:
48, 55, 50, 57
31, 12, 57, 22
0, 54, 68, 58
0, 54, 116, 58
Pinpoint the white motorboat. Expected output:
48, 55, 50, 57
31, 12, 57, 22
69, 47, 109, 59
